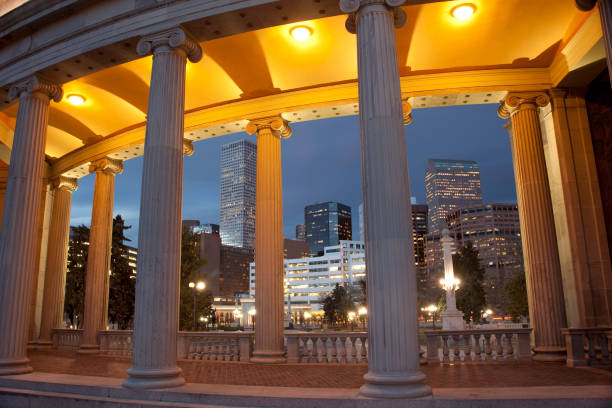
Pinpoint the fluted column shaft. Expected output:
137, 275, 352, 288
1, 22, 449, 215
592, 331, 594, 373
0, 76, 62, 375
124, 27, 202, 390
500, 92, 567, 361
38, 177, 78, 346
79, 159, 121, 353
340, 0, 430, 398
246, 117, 291, 364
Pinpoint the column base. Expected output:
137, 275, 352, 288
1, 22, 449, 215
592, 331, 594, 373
123, 366, 185, 389
0, 358, 33, 376
441, 310, 465, 330
533, 346, 567, 362
360, 371, 432, 399
251, 350, 286, 364
77, 344, 100, 354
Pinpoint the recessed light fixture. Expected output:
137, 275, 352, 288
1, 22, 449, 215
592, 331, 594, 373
290, 26, 313, 41
67, 94, 86, 106
451, 3, 476, 21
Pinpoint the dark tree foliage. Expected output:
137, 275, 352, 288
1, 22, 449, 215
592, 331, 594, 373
64, 225, 89, 328
356, 279, 367, 306
179, 226, 212, 330
504, 273, 529, 323
322, 283, 354, 325
108, 215, 136, 329
453, 242, 487, 324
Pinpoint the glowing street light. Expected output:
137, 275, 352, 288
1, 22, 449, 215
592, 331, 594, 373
189, 281, 206, 331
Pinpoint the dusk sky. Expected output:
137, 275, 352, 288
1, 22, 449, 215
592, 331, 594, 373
69, 103, 517, 245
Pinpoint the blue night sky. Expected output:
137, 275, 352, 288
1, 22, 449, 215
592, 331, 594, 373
69, 104, 516, 245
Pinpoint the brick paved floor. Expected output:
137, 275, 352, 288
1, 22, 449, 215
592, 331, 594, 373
27, 350, 612, 389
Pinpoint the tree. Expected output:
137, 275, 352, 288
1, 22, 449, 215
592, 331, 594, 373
453, 242, 487, 324
179, 226, 211, 330
504, 273, 529, 323
64, 225, 89, 328
108, 215, 136, 329
322, 283, 354, 325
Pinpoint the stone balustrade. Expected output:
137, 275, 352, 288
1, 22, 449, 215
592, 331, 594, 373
99, 330, 133, 356
562, 327, 612, 367
285, 332, 368, 363
424, 328, 532, 363
177, 332, 254, 362
51, 329, 83, 350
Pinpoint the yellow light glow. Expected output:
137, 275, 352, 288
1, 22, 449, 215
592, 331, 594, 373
67, 94, 85, 106
451, 4, 476, 21
290, 26, 313, 41
196, 281, 205, 290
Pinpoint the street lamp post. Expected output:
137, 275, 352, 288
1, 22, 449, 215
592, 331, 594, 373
358, 306, 367, 329
421, 304, 439, 329
189, 281, 205, 331
303, 311, 311, 330
248, 308, 256, 331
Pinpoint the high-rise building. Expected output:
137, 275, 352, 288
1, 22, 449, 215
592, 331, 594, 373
358, 203, 363, 241
411, 204, 428, 285
447, 203, 523, 312
250, 240, 366, 311
425, 158, 482, 233
219, 139, 257, 248
295, 224, 306, 241
305, 202, 352, 256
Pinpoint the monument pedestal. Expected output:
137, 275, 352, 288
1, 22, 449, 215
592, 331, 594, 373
442, 310, 464, 330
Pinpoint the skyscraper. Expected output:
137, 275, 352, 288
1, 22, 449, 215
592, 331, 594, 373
305, 202, 352, 256
411, 204, 428, 285
295, 224, 306, 241
220, 139, 257, 248
425, 158, 482, 233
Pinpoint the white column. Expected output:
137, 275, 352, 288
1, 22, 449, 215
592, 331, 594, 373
576, 0, 612, 86
38, 177, 78, 346
246, 116, 291, 364
340, 0, 431, 398
440, 229, 463, 330
79, 158, 122, 353
499, 92, 567, 361
0, 76, 62, 375
124, 27, 202, 389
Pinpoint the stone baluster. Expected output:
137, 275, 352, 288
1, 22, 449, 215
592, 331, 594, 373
484, 334, 493, 361
349, 337, 357, 363
495, 334, 504, 360
330, 336, 339, 363
339, 0, 430, 398
245, 116, 290, 364
79, 158, 123, 353
464, 334, 473, 362
575, 0, 612, 87
442, 336, 450, 363
499, 93, 567, 361
124, 27, 202, 389
599, 332, 610, 365
38, 177, 78, 347
474, 335, 483, 361
587, 333, 597, 364
453, 335, 461, 362
0, 76, 62, 375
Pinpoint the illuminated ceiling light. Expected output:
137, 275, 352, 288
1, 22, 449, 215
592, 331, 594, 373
451, 4, 476, 21
67, 94, 85, 106
290, 26, 313, 41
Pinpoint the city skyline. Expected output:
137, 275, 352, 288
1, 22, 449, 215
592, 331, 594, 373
69, 104, 517, 245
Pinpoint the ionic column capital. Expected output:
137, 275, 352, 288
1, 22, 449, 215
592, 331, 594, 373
575, 0, 597, 11
8, 75, 63, 103
51, 176, 78, 192
498, 91, 550, 119
137, 27, 202, 63
89, 157, 123, 175
183, 139, 194, 156
403, 100, 412, 125
340, 0, 406, 34
245, 116, 292, 139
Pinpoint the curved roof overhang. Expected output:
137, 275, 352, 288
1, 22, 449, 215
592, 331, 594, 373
0, 0, 606, 179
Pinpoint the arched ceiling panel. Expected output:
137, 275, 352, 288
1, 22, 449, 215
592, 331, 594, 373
406, 0, 581, 72
259, 16, 357, 90
55, 81, 146, 137
81, 66, 149, 113
46, 126, 83, 158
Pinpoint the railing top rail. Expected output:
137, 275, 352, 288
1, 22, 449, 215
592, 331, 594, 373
285, 331, 368, 337
178, 331, 255, 338
562, 327, 612, 334
424, 328, 532, 336
99, 330, 134, 335
52, 328, 83, 333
